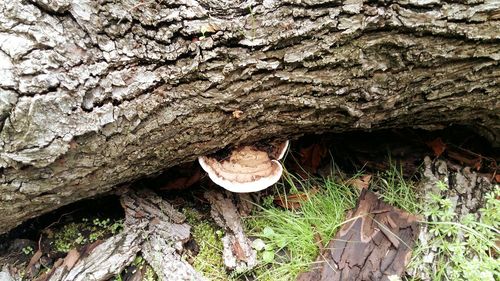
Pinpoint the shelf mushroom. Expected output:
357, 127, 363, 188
198, 141, 289, 193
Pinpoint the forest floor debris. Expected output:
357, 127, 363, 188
0, 130, 498, 280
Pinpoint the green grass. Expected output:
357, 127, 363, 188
373, 164, 420, 213
242, 164, 498, 281
175, 160, 497, 281
243, 171, 359, 281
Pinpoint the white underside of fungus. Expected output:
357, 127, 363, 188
198, 141, 289, 193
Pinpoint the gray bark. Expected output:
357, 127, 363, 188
19, 189, 202, 281
121, 189, 204, 281
0, 0, 499, 234
204, 191, 257, 271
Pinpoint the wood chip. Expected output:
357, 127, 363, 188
122, 189, 204, 281
204, 191, 257, 271
44, 230, 143, 281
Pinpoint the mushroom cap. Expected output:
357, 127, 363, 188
198, 146, 284, 193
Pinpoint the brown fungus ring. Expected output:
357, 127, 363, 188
198, 141, 289, 193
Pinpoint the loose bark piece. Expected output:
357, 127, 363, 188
45, 230, 143, 281
297, 190, 420, 281
121, 189, 205, 281
0, 267, 14, 281
204, 191, 257, 271
122, 189, 186, 225
33, 189, 202, 281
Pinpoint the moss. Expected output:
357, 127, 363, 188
182, 207, 203, 225
52, 222, 85, 253
49, 218, 124, 254
144, 264, 157, 281
183, 208, 227, 280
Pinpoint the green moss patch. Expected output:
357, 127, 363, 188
183, 208, 228, 280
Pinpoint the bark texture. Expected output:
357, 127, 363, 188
204, 191, 257, 271
0, 0, 499, 233
408, 156, 498, 280
122, 189, 204, 281
17, 189, 203, 281
297, 190, 420, 281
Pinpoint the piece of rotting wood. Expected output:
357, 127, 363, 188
204, 190, 257, 271
37, 189, 204, 281
297, 190, 420, 281
121, 189, 205, 281
42, 231, 143, 281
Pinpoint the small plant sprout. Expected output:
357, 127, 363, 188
22, 246, 34, 255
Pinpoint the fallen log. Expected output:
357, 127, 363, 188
1, 0, 499, 234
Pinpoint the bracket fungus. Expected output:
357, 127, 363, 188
198, 141, 289, 193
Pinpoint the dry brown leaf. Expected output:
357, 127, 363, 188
448, 150, 482, 170
426, 138, 446, 157
26, 248, 43, 276
299, 143, 328, 173
274, 189, 318, 210
346, 175, 372, 190
160, 168, 201, 190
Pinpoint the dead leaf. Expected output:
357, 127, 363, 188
299, 143, 328, 173
26, 249, 43, 276
426, 138, 446, 157
495, 174, 500, 183
448, 150, 482, 170
274, 189, 318, 210
346, 174, 372, 190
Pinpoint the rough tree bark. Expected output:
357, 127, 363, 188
0, 0, 498, 234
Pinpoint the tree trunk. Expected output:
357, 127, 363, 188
0, 0, 498, 234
